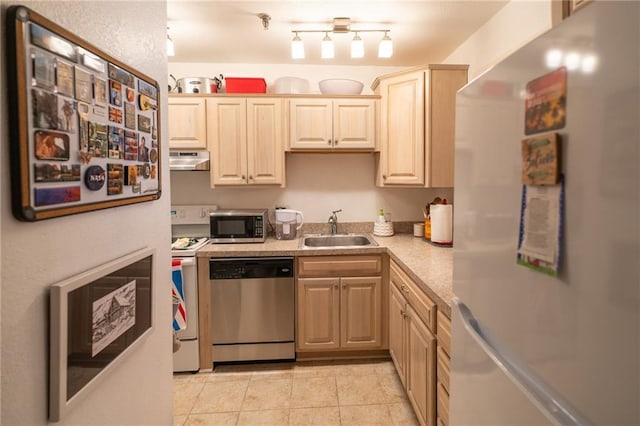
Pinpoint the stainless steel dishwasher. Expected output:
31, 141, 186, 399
209, 257, 295, 362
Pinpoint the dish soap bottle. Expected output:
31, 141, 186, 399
377, 208, 386, 224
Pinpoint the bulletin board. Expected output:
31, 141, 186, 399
6, 6, 162, 221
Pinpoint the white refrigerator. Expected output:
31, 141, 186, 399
450, 2, 638, 425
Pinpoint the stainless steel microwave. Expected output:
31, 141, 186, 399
209, 209, 267, 243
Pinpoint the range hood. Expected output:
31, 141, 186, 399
169, 150, 210, 171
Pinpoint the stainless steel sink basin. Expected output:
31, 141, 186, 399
299, 234, 378, 249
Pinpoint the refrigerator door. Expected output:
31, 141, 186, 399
451, 2, 639, 425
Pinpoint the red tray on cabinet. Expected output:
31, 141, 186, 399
225, 77, 267, 93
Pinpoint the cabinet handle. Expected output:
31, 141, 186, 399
334, 284, 339, 289
328, 139, 332, 145
382, 174, 387, 180
249, 175, 253, 180
334, 139, 338, 145
241, 175, 246, 180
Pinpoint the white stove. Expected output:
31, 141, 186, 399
171, 205, 216, 373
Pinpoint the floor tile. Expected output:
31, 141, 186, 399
242, 378, 292, 411
174, 372, 209, 384
374, 361, 398, 376
237, 409, 289, 425
289, 407, 341, 425
336, 374, 387, 406
184, 412, 239, 426
293, 360, 337, 378
387, 402, 420, 426
334, 360, 381, 377
378, 372, 408, 403
290, 376, 338, 408
251, 363, 295, 381
173, 414, 187, 426
190, 380, 249, 413
339, 404, 393, 426
174, 382, 205, 416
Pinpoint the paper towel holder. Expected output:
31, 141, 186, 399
430, 202, 453, 246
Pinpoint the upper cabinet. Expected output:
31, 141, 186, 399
289, 97, 376, 151
206, 97, 285, 187
372, 65, 468, 188
168, 96, 207, 149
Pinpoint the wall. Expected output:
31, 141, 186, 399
171, 153, 452, 223
0, 1, 173, 425
444, 0, 554, 80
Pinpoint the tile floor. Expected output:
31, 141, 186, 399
173, 358, 419, 425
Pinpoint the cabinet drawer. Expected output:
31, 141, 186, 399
436, 380, 450, 426
390, 261, 436, 331
437, 310, 451, 356
298, 255, 382, 277
436, 345, 450, 392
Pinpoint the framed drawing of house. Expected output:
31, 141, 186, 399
49, 247, 154, 421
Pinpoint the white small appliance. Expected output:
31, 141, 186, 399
274, 209, 304, 240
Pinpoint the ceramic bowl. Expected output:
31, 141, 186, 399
318, 79, 364, 95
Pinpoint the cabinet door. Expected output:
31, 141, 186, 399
426, 68, 468, 188
340, 276, 382, 349
289, 99, 333, 149
207, 98, 247, 186
333, 99, 376, 149
297, 277, 340, 350
389, 282, 407, 387
168, 97, 207, 149
246, 98, 284, 185
406, 305, 436, 426
378, 72, 425, 185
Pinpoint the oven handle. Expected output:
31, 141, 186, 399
174, 257, 196, 267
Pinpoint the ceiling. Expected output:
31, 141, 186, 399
167, 1, 509, 67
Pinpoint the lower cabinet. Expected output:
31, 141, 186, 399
389, 259, 437, 426
436, 311, 451, 426
296, 255, 384, 352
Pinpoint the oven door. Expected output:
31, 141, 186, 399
175, 256, 198, 340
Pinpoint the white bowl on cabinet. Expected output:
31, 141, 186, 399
318, 79, 364, 95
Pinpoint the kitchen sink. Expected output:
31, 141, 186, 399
299, 233, 378, 249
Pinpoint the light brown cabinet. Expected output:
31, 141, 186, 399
289, 98, 376, 150
296, 255, 384, 352
389, 259, 437, 426
436, 310, 451, 426
168, 96, 207, 149
206, 97, 285, 187
372, 65, 468, 187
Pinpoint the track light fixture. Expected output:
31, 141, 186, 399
291, 17, 392, 59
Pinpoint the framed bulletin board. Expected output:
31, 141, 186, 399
49, 247, 154, 422
6, 6, 161, 221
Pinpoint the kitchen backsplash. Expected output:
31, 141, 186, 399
170, 153, 453, 223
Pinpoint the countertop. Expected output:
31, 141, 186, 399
197, 233, 453, 318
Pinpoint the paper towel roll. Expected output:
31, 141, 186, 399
430, 204, 453, 244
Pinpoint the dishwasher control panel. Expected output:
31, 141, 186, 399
209, 257, 293, 280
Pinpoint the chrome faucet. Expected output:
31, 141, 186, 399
328, 209, 342, 235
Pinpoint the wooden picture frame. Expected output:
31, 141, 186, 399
49, 247, 155, 421
6, 6, 161, 221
